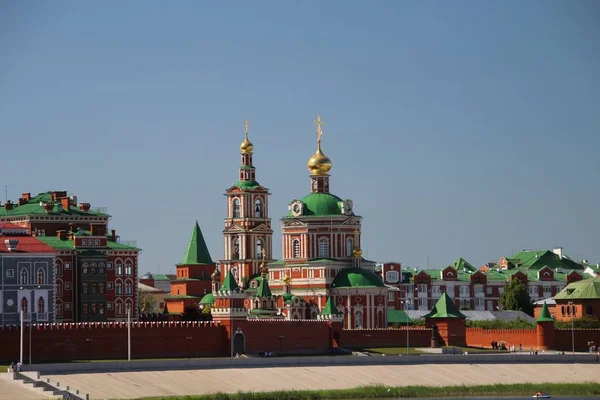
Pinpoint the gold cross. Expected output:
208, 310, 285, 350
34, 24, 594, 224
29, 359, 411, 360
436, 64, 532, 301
244, 120, 249, 139
313, 114, 324, 144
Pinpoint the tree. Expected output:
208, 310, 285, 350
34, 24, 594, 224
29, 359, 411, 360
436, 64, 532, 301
499, 278, 534, 316
138, 291, 156, 315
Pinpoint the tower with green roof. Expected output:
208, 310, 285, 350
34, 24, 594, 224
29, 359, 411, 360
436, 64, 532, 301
248, 251, 281, 318
220, 120, 273, 292
535, 302, 555, 350
424, 292, 467, 347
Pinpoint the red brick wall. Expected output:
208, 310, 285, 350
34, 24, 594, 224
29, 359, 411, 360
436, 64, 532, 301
466, 328, 538, 349
340, 327, 432, 348
0, 321, 227, 363
237, 320, 332, 354
554, 329, 600, 352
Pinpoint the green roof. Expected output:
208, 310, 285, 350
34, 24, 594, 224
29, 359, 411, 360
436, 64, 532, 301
453, 258, 477, 273
0, 192, 108, 217
424, 293, 466, 319
288, 192, 345, 217
164, 295, 199, 299
36, 236, 139, 251
153, 274, 172, 281
219, 270, 240, 292
281, 293, 296, 304
321, 297, 340, 316
235, 180, 262, 190
536, 303, 554, 322
199, 293, 215, 305
179, 221, 213, 265
507, 250, 583, 271
554, 277, 600, 300
332, 268, 384, 288
388, 309, 412, 324
256, 277, 273, 298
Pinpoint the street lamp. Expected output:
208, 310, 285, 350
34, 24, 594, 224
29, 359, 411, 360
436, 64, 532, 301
126, 304, 132, 361
568, 300, 575, 355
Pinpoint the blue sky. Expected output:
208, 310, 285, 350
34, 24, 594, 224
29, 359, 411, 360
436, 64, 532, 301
1, 1, 599, 273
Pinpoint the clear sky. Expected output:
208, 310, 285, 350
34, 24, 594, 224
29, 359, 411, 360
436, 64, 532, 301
1, 1, 599, 274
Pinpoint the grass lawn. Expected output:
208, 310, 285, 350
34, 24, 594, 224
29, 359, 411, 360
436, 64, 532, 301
134, 382, 600, 400
359, 347, 425, 355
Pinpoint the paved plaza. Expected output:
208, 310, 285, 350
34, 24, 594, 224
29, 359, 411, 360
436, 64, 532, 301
35, 363, 600, 400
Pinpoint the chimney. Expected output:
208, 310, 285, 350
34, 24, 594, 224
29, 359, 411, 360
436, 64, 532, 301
60, 197, 70, 211
552, 247, 563, 259
3, 201, 13, 210
42, 202, 54, 213
68, 223, 74, 233
111, 229, 116, 242
5, 239, 18, 252
18, 198, 26, 206
57, 230, 67, 240
22, 193, 31, 201
79, 202, 91, 212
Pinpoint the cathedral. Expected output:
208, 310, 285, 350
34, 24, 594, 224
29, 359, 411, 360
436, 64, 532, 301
213, 116, 388, 329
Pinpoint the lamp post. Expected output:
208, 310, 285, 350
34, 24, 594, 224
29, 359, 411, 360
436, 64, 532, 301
126, 305, 131, 361
568, 300, 575, 355
20, 309, 24, 365
400, 289, 412, 356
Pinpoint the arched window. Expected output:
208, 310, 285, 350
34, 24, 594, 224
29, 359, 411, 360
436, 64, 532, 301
21, 297, 28, 313
318, 238, 329, 258
125, 260, 132, 275
386, 270, 399, 283
98, 263, 105, 274
20, 268, 28, 285
116, 261, 123, 275
82, 263, 89, 274
37, 297, 45, 313
116, 301, 123, 316
255, 198, 262, 218
56, 300, 63, 317
292, 239, 300, 258
37, 268, 45, 284
125, 281, 132, 295
346, 238, 353, 257
233, 238, 240, 259
354, 309, 363, 329
90, 262, 97, 274
232, 198, 241, 218
116, 281, 123, 295
256, 238, 263, 258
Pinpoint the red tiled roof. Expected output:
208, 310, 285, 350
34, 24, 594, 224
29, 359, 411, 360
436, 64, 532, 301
0, 235, 56, 253
0, 223, 27, 230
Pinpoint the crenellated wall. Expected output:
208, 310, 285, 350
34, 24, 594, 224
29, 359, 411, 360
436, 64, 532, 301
340, 327, 432, 348
465, 328, 538, 349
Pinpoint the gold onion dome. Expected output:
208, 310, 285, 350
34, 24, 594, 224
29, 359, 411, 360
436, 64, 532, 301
240, 120, 254, 153
307, 114, 332, 175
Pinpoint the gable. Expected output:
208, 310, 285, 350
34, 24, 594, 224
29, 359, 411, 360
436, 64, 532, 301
341, 217, 361, 225
470, 270, 487, 284
250, 223, 273, 233
413, 270, 430, 283
538, 266, 554, 281
441, 267, 457, 281
283, 219, 308, 228
223, 224, 244, 233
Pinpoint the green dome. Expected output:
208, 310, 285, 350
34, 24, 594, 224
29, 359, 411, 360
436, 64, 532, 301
199, 293, 215, 305
331, 268, 384, 288
289, 193, 343, 217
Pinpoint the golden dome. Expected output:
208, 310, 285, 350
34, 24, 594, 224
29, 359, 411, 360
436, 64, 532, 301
240, 119, 254, 153
307, 143, 332, 175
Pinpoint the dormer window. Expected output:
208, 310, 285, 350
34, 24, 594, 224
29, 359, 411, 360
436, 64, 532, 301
385, 270, 399, 283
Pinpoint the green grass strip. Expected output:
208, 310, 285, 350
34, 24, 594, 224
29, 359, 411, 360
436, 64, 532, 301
134, 382, 600, 400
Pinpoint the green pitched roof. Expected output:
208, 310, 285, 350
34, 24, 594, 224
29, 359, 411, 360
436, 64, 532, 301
219, 270, 240, 292
199, 293, 215, 305
235, 180, 262, 190
554, 277, 600, 300
331, 268, 384, 288
388, 309, 412, 324
321, 297, 340, 315
507, 250, 583, 271
424, 292, 466, 319
453, 258, 477, 272
0, 192, 108, 217
180, 221, 213, 265
536, 303, 554, 322
256, 277, 273, 298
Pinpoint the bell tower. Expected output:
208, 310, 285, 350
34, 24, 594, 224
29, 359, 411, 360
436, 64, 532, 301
220, 120, 273, 288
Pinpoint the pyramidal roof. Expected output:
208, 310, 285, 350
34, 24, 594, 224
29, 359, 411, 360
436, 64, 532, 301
256, 277, 273, 298
179, 221, 213, 265
424, 292, 466, 319
218, 270, 240, 293
321, 297, 340, 316
536, 302, 554, 322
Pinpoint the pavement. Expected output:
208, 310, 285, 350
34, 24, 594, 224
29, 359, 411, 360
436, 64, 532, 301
0, 376, 52, 400
41, 363, 600, 400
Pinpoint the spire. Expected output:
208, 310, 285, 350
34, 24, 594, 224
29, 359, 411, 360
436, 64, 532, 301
256, 277, 272, 298
219, 269, 240, 293
180, 221, 213, 265
240, 119, 254, 154
162, 302, 169, 315
321, 296, 340, 316
536, 302, 555, 322
424, 292, 466, 319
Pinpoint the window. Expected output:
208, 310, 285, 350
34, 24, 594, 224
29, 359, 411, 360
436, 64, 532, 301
21, 297, 28, 313
19, 268, 28, 285
65, 262, 71, 270
107, 282, 113, 289
431, 286, 441, 296
255, 198, 262, 218
418, 298, 427, 306
498, 287, 504, 294
82, 263, 89, 274
125, 281, 132, 295
65, 282, 71, 290
418, 284, 427, 293
6, 269, 14, 278
233, 238, 240, 259
474, 286, 484, 294
82, 283, 89, 295
586, 305, 593, 316
37, 297, 45, 313
95, 239, 100, 246
91, 283, 97, 295
543, 286, 551, 295
116, 282, 123, 295
99, 303, 105, 315
292, 239, 300, 258
385, 270, 399, 283
98, 263, 105, 274
345, 238, 353, 257
459, 286, 470, 296
107, 262, 113, 270
475, 298, 484, 306
125, 261, 132, 276
56, 264, 62, 276
91, 303, 96, 315
116, 302, 123, 316
56, 281, 63, 296
388, 292, 394, 301
116, 262, 123, 275
529, 286, 539, 296
56, 301, 63, 316
486, 287, 492, 295
99, 283, 105, 295
65, 302, 71, 311
232, 198, 240, 218
107, 302, 113, 310
83, 304, 88, 315
318, 238, 329, 258
37, 269, 45, 284
82, 239, 87, 246
256, 239, 263, 258
90, 263, 97, 274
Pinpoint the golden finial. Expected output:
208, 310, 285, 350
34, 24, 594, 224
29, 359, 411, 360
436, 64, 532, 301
240, 119, 254, 153
307, 114, 332, 175
259, 247, 268, 277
